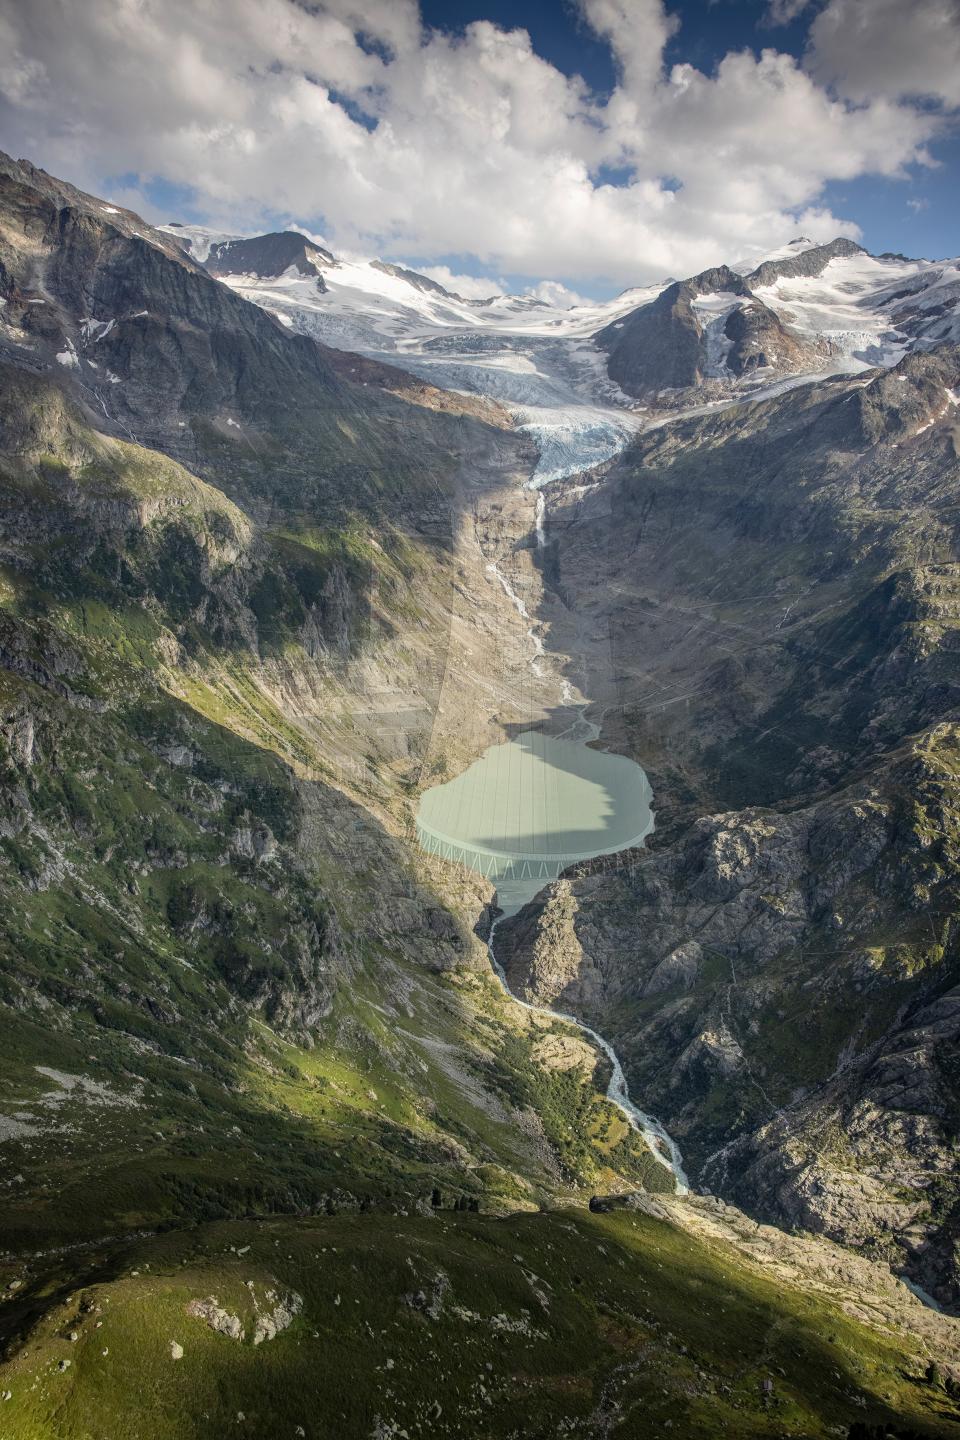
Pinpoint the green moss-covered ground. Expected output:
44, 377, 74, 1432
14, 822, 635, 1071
1, 1208, 958, 1440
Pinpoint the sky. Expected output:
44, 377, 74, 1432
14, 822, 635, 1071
0, 0, 958, 297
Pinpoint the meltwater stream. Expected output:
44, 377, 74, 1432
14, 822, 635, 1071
487, 910, 688, 1191
417, 708, 688, 1192
415, 393, 687, 1189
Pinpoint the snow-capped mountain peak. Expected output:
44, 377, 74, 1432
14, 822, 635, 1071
157, 218, 960, 483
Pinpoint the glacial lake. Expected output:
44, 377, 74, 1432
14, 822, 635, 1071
416, 728, 654, 914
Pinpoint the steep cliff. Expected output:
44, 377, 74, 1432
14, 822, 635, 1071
497, 343, 960, 1307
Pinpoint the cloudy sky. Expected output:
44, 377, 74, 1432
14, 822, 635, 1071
1, 0, 958, 295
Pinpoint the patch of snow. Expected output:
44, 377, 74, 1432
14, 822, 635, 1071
751, 251, 959, 362
55, 339, 79, 369
730, 236, 819, 274
80, 317, 116, 343
157, 222, 244, 264
692, 290, 743, 318
692, 293, 742, 379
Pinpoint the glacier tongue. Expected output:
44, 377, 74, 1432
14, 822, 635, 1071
512, 403, 644, 486
369, 341, 643, 484
162, 230, 650, 485
165, 220, 960, 487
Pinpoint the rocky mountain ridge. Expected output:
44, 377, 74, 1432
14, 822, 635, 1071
494, 340, 960, 1308
158, 214, 960, 418
203, 230, 335, 288
595, 261, 823, 397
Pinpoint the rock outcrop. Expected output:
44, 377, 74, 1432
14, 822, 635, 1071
499, 343, 960, 1306
205, 232, 334, 286
595, 263, 819, 398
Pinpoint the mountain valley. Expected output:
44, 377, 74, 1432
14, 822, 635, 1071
0, 148, 959, 1438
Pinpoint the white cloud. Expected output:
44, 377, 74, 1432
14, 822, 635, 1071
416, 265, 506, 299
809, 0, 960, 107
579, 0, 679, 90
525, 280, 590, 307
0, 0, 953, 286
764, 0, 813, 25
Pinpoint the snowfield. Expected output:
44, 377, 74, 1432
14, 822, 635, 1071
160, 223, 960, 486
171, 245, 651, 484
750, 250, 960, 365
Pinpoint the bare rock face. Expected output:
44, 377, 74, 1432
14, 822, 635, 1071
723, 301, 814, 377
713, 983, 960, 1309
594, 262, 818, 399
204, 232, 333, 287
643, 942, 702, 997
300, 567, 358, 658
595, 265, 748, 397
495, 728, 960, 1305
497, 880, 585, 1004
530, 1031, 597, 1076
214, 906, 345, 1039
230, 820, 278, 864
252, 1287, 303, 1344
675, 1024, 745, 1080
500, 794, 889, 1011
2, 709, 34, 767
596, 280, 708, 396
745, 237, 866, 289
187, 1297, 245, 1341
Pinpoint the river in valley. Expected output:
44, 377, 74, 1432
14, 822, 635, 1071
407, 320, 688, 1191
417, 707, 688, 1191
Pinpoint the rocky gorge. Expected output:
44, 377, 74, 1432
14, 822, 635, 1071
495, 346, 960, 1311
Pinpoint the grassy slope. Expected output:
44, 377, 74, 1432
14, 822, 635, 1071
0, 375, 672, 1264
1, 1208, 958, 1440
0, 633, 670, 1247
